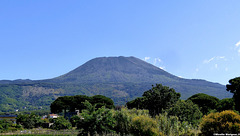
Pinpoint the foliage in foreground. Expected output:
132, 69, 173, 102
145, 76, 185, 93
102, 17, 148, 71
17, 113, 43, 129
113, 108, 196, 136
200, 110, 240, 135
51, 116, 72, 130
77, 100, 115, 136
167, 100, 202, 126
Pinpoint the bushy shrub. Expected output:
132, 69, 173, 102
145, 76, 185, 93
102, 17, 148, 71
70, 115, 81, 127
77, 100, 115, 136
0, 119, 10, 133
16, 113, 43, 129
156, 113, 195, 136
200, 110, 240, 135
131, 114, 162, 136
113, 108, 131, 136
51, 116, 72, 130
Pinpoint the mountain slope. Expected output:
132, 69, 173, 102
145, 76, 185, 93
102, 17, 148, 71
47, 56, 230, 99
48, 56, 179, 84
0, 56, 232, 112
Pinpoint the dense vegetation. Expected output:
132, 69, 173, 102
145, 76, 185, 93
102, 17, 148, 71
1, 76, 239, 135
200, 110, 240, 135
50, 95, 114, 115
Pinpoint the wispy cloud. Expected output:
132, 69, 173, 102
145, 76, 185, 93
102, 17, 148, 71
144, 57, 165, 70
235, 41, 240, 55
236, 41, 240, 47
154, 58, 161, 65
203, 56, 226, 64
203, 57, 215, 64
144, 57, 150, 61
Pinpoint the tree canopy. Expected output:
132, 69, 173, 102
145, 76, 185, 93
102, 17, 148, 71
143, 84, 180, 116
167, 100, 202, 125
126, 84, 180, 116
187, 93, 219, 115
50, 95, 114, 114
226, 77, 240, 112
217, 98, 235, 112
126, 97, 145, 109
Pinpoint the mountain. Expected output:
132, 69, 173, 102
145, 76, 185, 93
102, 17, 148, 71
0, 56, 232, 112
47, 56, 179, 84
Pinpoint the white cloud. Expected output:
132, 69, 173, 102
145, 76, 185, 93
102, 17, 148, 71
234, 41, 240, 55
159, 66, 165, 70
236, 41, 240, 47
219, 56, 225, 59
144, 57, 150, 61
203, 56, 226, 64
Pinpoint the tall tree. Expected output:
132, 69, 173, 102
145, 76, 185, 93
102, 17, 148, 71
226, 77, 240, 112
142, 84, 180, 116
50, 96, 72, 115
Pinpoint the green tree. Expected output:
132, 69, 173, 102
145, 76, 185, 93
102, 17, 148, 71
217, 98, 235, 111
70, 115, 81, 127
167, 100, 202, 125
126, 97, 145, 109
16, 113, 42, 129
226, 77, 240, 112
143, 84, 180, 116
90, 95, 115, 109
51, 116, 72, 130
71, 95, 90, 112
50, 96, 72, 115
187, 93, 219, 115
50, 95, 114, 116
77, 100, 116, 136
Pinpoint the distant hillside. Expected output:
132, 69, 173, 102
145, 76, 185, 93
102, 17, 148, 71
0, 56, 232, 112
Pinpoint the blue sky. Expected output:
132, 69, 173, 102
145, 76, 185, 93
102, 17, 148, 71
0, 1, 240, 85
